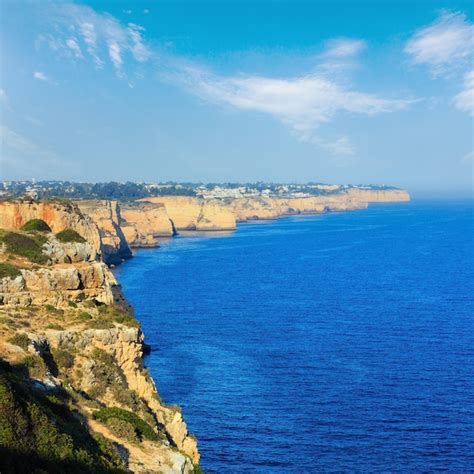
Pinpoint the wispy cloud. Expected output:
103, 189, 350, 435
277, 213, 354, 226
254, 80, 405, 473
453, 70, 474, 116
0, 125, 72, 176
166, 62, 413, 156
39, 2, 152, 76
33, 71, 47, 81
37, 2, 413, 157
66, 37, 83, 58
33, 71, 57, 85
405, 11, 474, 116
323, 38, 367, 58
405, 11, 473, 77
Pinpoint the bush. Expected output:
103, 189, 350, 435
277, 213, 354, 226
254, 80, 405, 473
67, 300, 78, 308
45, 323, 64, 331
77, 311, 92, 321
106, 417, 138, 442
93, 407, 157, 441
55, 229, 86, 244
20, 219, 52, 233
0, 231, 48, 264
52, 350, 74, 370
8, 333, 30, 351
0, 262, 21, 279
0, 365, 127, 473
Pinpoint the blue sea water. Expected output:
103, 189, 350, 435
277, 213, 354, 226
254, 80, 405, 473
114, 200, 474, 473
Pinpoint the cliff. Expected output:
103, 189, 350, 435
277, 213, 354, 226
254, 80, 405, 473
140, 196, 236, 231
120, 202, 174, 247
77, 200, 133, 264
0, 199, 102, 260
0, 209, 200, 473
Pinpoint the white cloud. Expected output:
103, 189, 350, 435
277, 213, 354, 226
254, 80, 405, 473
453, 70, 474, 116
323, 38, 367, 58
168, 63, 413, 156
66, 37, 83, 58
41, 3, 152, 76
80, 21, 103, 67
405, 11, 474, 76
33, 71, 48, 81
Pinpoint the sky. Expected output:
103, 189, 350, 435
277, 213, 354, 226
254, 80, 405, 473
0, 0, 473, 196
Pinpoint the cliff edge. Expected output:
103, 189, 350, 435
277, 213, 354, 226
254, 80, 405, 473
0, 204, 201, 473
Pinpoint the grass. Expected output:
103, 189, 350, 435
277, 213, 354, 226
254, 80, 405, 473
8, 333, 30, 351
0, 230, 48, 264
0, 262, 21, 279
46, 323, 64, 331
94, 305, 140, 329
93, 407, 158, 442
55, 229, 86, 244
20, 219, 52, 233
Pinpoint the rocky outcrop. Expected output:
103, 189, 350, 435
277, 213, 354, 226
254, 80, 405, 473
46, 325, 199, 465
0, 262, 126, 307
77, 200, 132, 264
0, 199, 102, 260
141, 196, 236, 231
120, 202, 174, 247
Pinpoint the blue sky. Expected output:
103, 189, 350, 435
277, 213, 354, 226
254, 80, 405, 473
0, 0, 473, 195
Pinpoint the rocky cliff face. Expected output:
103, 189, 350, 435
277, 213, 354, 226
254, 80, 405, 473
77, 200, 132, 264
0, 199, 102, 260
120, 202, 174, 247
141, 196, 236, 231
0, 204, 200, 473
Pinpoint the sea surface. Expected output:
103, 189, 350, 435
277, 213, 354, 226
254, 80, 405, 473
114, 200, 474, 473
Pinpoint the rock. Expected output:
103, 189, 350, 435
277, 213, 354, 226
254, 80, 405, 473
141, 196, 236, 231
0, 200, 103, 261
77, 200, 132, 264
120, 202, 174, 247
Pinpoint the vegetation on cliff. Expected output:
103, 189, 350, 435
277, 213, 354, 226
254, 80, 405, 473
0, 360, 126, 474
20, 219, 52, 233
55, 228, 86, 243
0, 263, 21, 280
0, 230, 48, 264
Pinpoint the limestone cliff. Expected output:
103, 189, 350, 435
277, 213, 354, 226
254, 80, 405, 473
0, 208, 200, 473
77, 200, 132, 264
0, 199, 102, 260
141, 196, 236, 231
120, 202, 174, 247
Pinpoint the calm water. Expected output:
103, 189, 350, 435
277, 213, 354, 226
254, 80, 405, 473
115, 200, 474, 472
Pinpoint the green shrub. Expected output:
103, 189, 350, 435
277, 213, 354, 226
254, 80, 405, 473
55, 229, 86, 244
52, 350, 74, 370
0, 231, 47, 264
46, 323, 64, 331
77, 311, 92, 321
0, 365, 127, 473
67, 300, 77, 308
0, 262, 21, 279
20, 219, 52, 233
8, 333, 29, 351
93, 407, 157, 441
106, 417, 139, 442
87, 319, 115, 330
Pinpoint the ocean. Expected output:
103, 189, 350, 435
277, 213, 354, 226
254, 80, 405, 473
114, 200, 474, 472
